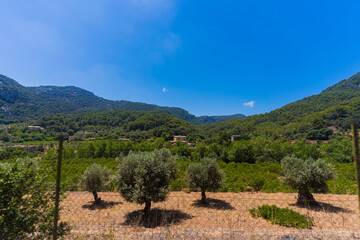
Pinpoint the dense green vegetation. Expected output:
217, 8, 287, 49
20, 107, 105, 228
64, 160, 357, 194
28, 138, 356, 195
0, 111, 197, 143
46, 137, 352, 163
0, 158, 69, 239
0, 146, 41, 160
193, 114, 245, 124
249, 205, 314, 229
34, 110, 196, 140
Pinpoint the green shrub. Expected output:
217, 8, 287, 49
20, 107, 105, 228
170, 178, 186, 191
0, 158, 69, 239
249, 175, 265, 191
249, 204, 313, 229
261, 177, 292, 193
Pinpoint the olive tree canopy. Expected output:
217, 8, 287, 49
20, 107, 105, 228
281, 155, 336, 206
117, 148, 177, 217
80, 163, 111, 204
186, 157, 225, 203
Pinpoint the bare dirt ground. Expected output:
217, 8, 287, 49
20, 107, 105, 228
61, 191, 360, 239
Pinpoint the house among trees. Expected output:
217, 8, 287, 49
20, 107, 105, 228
231, 135, 242, 142
28, 126, 45, 131
172, 136, 188, 143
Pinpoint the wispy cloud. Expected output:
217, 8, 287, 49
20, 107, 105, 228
162, 87, 168, 93
243, 101, 255, 107
162, 32, 182, 54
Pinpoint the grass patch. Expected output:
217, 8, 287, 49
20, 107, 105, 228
249, 204, 313, 229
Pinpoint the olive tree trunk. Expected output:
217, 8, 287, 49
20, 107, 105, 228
92, 191, 101, 204
144, 200, 151, 218
201, 189, 207, 204
297, 187, 317, 206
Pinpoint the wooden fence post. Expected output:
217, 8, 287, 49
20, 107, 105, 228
53, 135, 64, 240
351, 124, 360, 214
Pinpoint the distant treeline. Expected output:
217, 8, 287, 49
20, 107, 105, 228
0, 110, 197, 143
35, 137, 351, 164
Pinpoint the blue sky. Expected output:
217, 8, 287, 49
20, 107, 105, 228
1, 1, 360, 116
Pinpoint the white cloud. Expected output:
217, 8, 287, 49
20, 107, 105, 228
162, 87, 168, 93
163, 32, 182, 54
243, 101, 255, 107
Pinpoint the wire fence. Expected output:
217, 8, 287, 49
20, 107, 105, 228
59, 191, 360, 239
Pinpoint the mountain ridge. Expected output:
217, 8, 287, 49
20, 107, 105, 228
0, 74, 245, 124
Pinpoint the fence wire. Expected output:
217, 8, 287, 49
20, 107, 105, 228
59, 191, 360, 240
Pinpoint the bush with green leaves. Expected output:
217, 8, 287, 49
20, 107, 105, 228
185, 157, 225, 203
0, 158, 68, 239
249, 205, 313, 229
249, 175, 266, 191
281, 155, 336, 206
80, 163, 111, 204
117, 148, 177, 217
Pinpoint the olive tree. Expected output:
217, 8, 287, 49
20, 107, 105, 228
281, 155, 336, 206
80, 163, 111, 204
185, 157, 225, 204
117, 148, 177, 217
0, 158, 68, 239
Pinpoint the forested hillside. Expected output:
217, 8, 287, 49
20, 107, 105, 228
0, 74, 244, 124
199, 72, 360, 139
30, 110, 195, 141
194, 114, 245, 124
